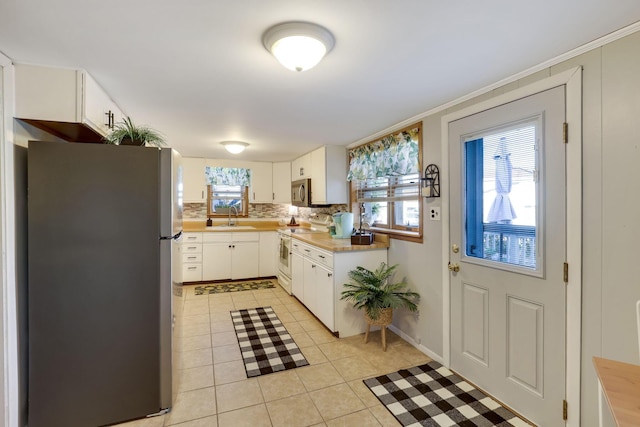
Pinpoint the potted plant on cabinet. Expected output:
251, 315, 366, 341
340, 262, 419, 351
103, 116, 166, 146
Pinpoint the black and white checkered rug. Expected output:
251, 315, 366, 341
364, 361, 529, 426
230, 306, 309, 378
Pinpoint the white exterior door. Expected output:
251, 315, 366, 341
449, 86, 566, 426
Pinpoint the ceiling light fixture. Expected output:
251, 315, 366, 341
262, 21, 335, 72
220, 141, 249, 154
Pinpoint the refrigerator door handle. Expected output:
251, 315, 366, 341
160, 230, 182, 241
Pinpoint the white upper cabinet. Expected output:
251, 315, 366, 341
272, 162, 291, 204
204, 159, 274, 204
249, 162, 273, 203
182, 157, 208, 203
14, 64, 125, 142
291, 153, 312, 180
310, 146, 348, 205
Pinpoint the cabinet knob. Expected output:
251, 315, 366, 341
328, 273, 333, 278
312, 264, 316, 268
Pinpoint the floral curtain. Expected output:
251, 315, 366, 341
347, 127, 420, 181
205, 167, 251, 186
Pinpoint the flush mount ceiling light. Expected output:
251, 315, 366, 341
220, 141, 249, 154
262, 21, 335, 72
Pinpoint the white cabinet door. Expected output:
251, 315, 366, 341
249, 162, 273, 203
83, 73, 113, 135
315, 264, 335, 331
311, 147, 328, 204
272, 162, 292, 203
14, 64, 125, 141
232, 242, 260, 279
303, 258, 317, 314
202, 243, 232, 281
291, 252, 304, 300
259, 232, 278, 277
291, 153, 311, 180
182, 158, 208, 203
311, 146, 348, 205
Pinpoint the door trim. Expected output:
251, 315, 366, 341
441, 67, 582, 426
1, 52, 18, 427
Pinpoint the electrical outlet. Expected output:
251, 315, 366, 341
430, 207, 441, 221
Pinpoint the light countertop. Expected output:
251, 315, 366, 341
182, 221, 389, 252
183, 221, 283, 232
289, 232, 389, 252
593, 357, 640, 427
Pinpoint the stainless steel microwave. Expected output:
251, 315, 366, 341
291, 178, 312, 207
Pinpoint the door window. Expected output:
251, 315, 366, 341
463, 119, 541, 273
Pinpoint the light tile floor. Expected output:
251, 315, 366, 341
114, 281, 431, 427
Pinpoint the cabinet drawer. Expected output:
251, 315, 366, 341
183, 233, 202, 243
292, 241, 312, 256
183, 253, 202, 263
182, 243, 202, 253
183, 264, 202, 282
310, 248, 333, 268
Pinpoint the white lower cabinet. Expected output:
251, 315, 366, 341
182, 233, 203, 282
290, 237, 388, 337
314, 263, 335, 331
201, 232, 259, 281
258, 231, 278, 277
291, 251, 304, 298
202, 242, 232, 281
232, 241, 260, 279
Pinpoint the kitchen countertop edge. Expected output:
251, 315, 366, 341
182, 221, 389, 252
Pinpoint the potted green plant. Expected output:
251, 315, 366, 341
340, 262, 419, 351
214, 203, 232, 215
103, 116, 166, 146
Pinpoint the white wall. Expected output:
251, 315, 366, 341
386, 29, 640, 426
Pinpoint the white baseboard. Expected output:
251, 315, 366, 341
388, 324, 444, 365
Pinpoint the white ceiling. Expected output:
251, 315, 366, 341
1, 1, 640, 161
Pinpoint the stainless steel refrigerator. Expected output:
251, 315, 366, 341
27, 141, 183, 427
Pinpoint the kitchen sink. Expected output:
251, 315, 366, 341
210, 225, 256, 230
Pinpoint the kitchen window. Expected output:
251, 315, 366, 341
205, 167, 250, 218
348, 123, 423, 242
207, 184, 248, 217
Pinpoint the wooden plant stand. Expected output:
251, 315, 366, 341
364, 308, 393, 351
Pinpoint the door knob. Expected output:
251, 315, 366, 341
448, 262, 460, 272
452, 244, 459, 254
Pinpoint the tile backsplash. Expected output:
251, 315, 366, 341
183, 203, 349, 221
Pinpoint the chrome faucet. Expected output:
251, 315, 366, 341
228, 206, 239, 226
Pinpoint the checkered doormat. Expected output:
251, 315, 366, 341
194, 279, 276, 295
364, 361, 529, 426
230, 306, 309, 377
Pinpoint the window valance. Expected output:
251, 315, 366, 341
347, 127, 420, 181
205, 167, 251, 187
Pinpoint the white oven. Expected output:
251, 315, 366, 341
277, 214, 332, 295
277, 231, 292, 294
